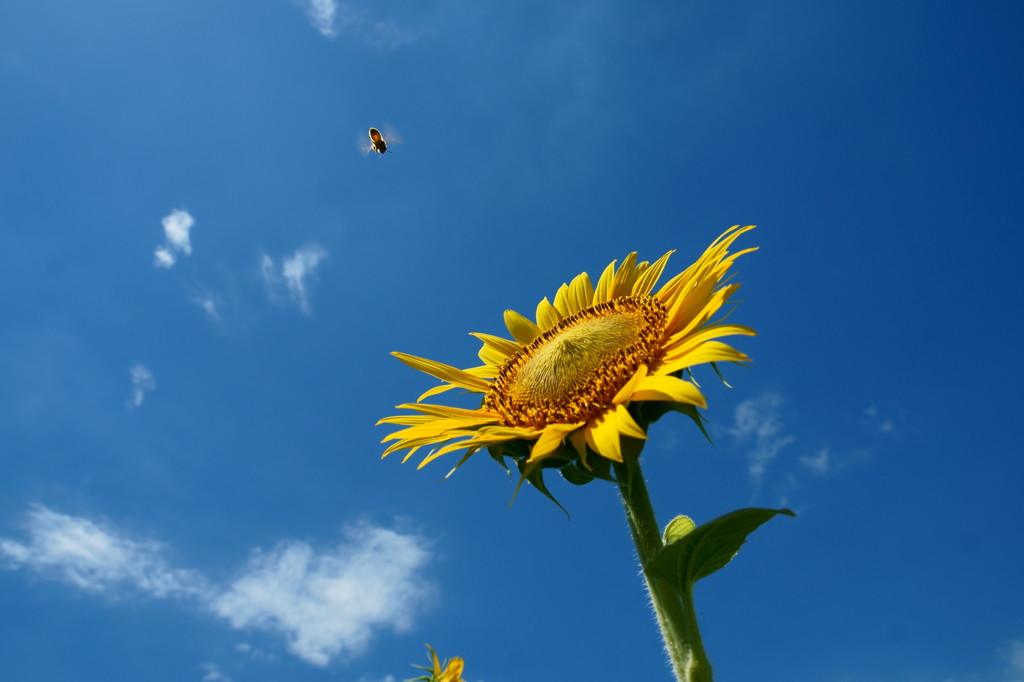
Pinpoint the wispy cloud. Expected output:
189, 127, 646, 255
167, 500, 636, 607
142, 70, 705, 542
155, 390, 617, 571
192, 292, 221, 323
300, 1, 421, 49
153, 209, 195, 269
154, 247, 176, 268
1, 506, 434, 668
282, 245, 329, 313
994, 638, 1024, 682
213, 524, 433, 666
800, 447, 830, 475
0, 505, 207, 599
127, 363, 156, 410
261, 244, 329, 315
728, 393, 795, 490
233, 641, 275, 661
799, 445, 870, 479
304, 0, 339, 37
943, 637, 1024, 682
864, 405, 898, 433
200, 662, 233, 682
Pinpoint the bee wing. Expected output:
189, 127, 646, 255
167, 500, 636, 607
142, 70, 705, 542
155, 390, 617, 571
356, 130, 374, 156
379, 124, 403, 146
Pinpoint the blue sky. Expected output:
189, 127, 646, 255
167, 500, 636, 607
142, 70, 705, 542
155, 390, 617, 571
2, 1, 1022, 680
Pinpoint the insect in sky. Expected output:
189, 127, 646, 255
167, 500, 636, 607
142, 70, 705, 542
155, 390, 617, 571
368, 127, 388, 155
359, 126, 402, 157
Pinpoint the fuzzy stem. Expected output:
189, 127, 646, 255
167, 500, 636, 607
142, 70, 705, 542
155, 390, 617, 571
614, 455, 712, 682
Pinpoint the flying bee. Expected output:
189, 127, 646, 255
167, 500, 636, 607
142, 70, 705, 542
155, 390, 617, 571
368, 127, 388, 154
359, 125, 402, 157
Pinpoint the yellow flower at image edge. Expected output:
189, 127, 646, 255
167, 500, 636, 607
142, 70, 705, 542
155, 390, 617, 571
410, 644, 464, 682
378, 225, 757, 477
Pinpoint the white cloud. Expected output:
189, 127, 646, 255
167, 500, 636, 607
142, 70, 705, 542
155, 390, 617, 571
127, 363, 157, 410
1005, 639, 1024, 682
163, 209, 194, 255
282, 244, 328, 314
864, 404, 899, 434
728, 393, 796, 489
261, 244, 328, 315
800, 447, 830, 475
200, 662, 233, 682
259, 253, 277, 285
0, 505, 207, 599
798, 446, 870, 480
153, 209, 195, 269
154, 246, 176, 269
213, 524, 433, 667
944, 638, 1024, 682
305, 0, 339, 37
192, 294, 220, 322
233, 641, 275, 661
1, 506, 434, 668
300, 1, 420, 50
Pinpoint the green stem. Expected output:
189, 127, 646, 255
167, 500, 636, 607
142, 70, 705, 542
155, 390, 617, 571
614, 454, 712, 682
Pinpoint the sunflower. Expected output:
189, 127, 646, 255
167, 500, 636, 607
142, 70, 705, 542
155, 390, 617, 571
378, 225, 757, 487
408, 644, 465, 682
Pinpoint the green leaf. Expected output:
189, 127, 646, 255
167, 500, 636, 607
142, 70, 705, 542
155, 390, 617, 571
646, 507, 795, 591
487, 445, 512, 475
584, 454, 617, 482
634, 399, 713, 444
560, 461, 595, 486
664, 402, 713, 444
509, 460, 570, 517
662, 515, 696, 544
709, 361, 734, 389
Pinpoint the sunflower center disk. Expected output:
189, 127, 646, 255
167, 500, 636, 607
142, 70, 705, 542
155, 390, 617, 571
484, 296, 668, 428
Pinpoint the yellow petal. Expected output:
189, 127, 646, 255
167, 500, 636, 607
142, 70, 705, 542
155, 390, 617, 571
391, 402, 498, 420
528, 422, 582, 462
568, 428, 590, 468
630, 375, 707, 408
535, 296, 561, 330
594, 258, 618, 303
568, 271, 595, 313
614, 404, 647, 439
375, 414, 437, 426
439, 657, 465, 682
631, 250, 674, 297
664, 282, 740, 340
417, 442, 474, 468
475, 343, 507, 366
427, 644, 442, 675
663, 323, 757, 355
658, 341, 751, 376
417, 427, 533, 467
469, 332, 521, 363
612, 364, 648, 404
609, 252, 639, 299
400, 445, 421, 464
584, 410, 623, 462
383, 435, 454, 458
552, 282, 573, 316
391, 352, 491, 393
415, 365, 498, 402
504, 309, 541, 345
381, 421, 493, 445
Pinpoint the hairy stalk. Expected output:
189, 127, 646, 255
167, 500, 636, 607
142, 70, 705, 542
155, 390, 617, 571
614, 451, 712, 682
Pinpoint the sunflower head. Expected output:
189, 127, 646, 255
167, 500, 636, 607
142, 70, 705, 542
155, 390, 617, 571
378, 226, 757, 503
